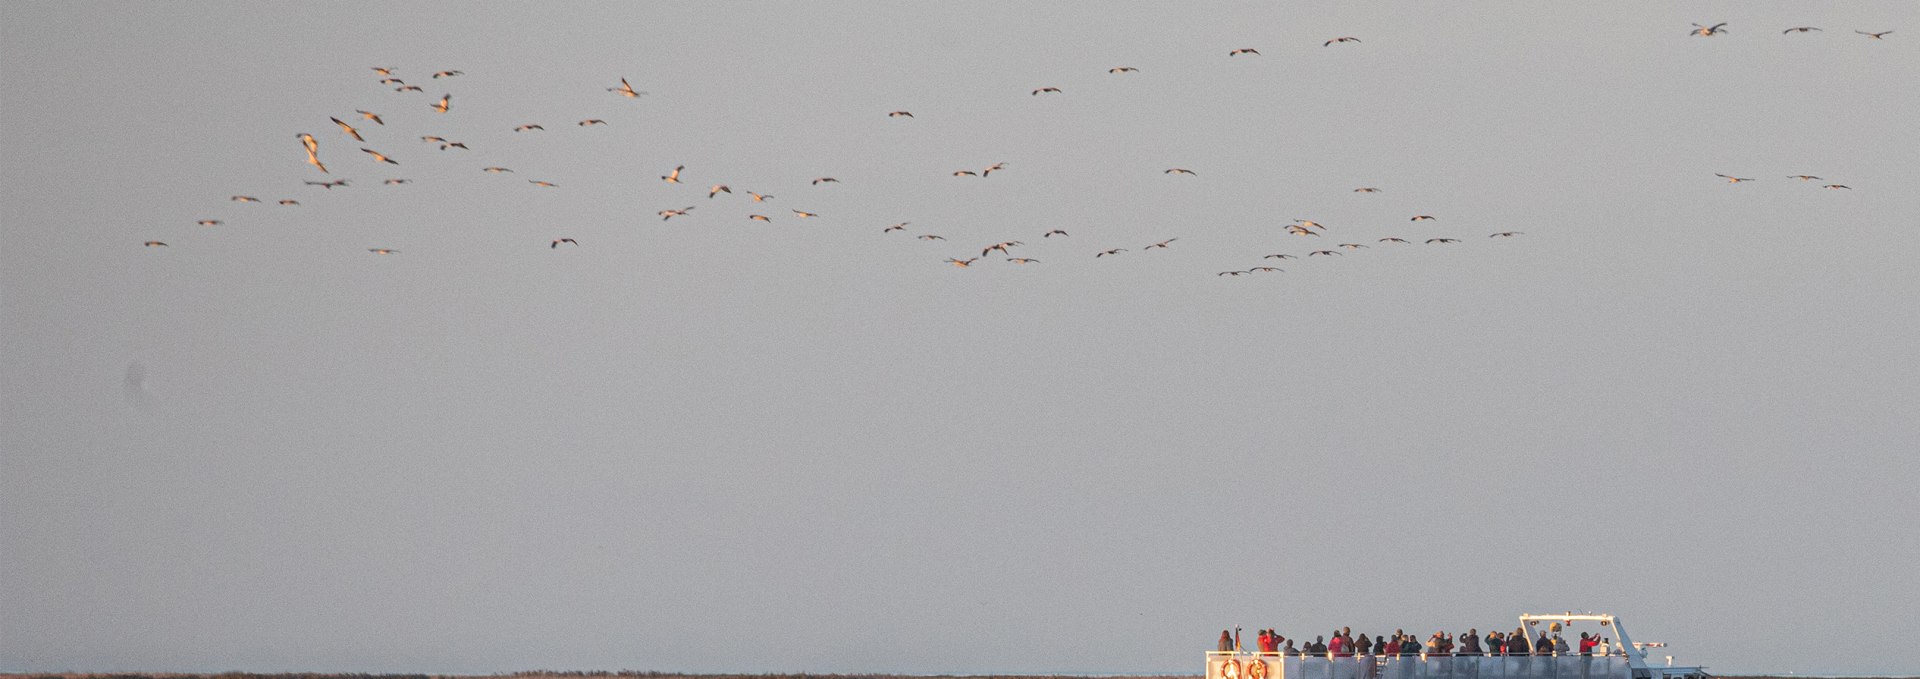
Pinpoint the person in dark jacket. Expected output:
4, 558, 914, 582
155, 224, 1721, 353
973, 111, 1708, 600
1219, 630, 1234, 652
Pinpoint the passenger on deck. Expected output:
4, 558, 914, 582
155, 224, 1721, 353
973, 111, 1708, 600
1535, 632, 1553, 656
1329, 632, 1346, 657
1374, 635, 1387, 655
1284, 639, 1299, 656
1510, 628, 1531, 655
1554, 634, 1570, 654
1220, 630, 1235, 652
1310, 636, 1327, 655
1462, 629, 1483, 655
1487, 631, 1503, 656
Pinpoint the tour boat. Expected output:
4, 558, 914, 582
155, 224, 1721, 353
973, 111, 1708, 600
1205, 613, 1709, 679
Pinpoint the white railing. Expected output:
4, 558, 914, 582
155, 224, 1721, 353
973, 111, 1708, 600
1207, 652, 1635, 679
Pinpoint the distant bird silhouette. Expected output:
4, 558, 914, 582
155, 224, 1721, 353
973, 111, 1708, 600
749, 214, 772, 222
1007, 258, 1040, 264
1044, 229, 1069, 238
1097, 248, 1126, 257
608, 77, 646, 97
431, 70, 463, 79
1324, 36, 1361, 46
1788, 175, 1823, 181
946, 257, 978, 267
1165, 168, 1197, 175
196, 219, 222, 226
528, 180, 558, 188
1353, 187, 1381, 193
1716, 173, 1756, 183
662, 165, 683, 183
356, 110, 384, 125
231, 195, 260, 203
1489, 232, 1524, 238
144, 241, 168, 247
431, 93, 450, 113
888, 111, 914, 117
552, 238, 578, 248
1031, 87, 1063, 96
1856, 30, 1893, 40
482, 167, 513, 173
812, 177, 840, 185
1145, 238, 1178, 250
361, 147, 398, 165
1823, 184, 1852, 190
1426, 238, 1460, 244
513, 124, 545, 132
1109, 67, 1139, 73
1691, 22, 1729, 36
330, 117, 364, 141
709, 184, 731, 198
1229, 48, 1260, 56
578, 119, 608, 126
298, 133, 327, 173
1783, 26, 1822, 34
368, 248, 399, 254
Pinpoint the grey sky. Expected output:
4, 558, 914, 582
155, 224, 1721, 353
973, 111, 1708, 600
3, 1, 1917, 676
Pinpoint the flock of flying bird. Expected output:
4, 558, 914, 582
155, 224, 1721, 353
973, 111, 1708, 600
157, 22, 1890, 279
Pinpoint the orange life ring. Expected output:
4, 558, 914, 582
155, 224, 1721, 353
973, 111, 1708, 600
1247, 659, 1268, 679
1220, 658, 1241, 679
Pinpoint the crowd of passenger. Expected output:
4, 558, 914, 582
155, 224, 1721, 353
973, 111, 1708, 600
1216, 626, 1623, 658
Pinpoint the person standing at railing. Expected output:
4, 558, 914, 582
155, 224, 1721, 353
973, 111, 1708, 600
1486, 631, 1504, 656
1329, 632, 1347, 657
1461, 629, 1482, 655
1220, 630, 1235, 652
1578, 633, 1598, 656
1284, 639, 1300, 656
1510, 628, 1532, 655
1535, 632, 1554, 656
1310, 635, 1328, 655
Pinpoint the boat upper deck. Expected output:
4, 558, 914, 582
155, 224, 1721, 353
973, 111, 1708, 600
1205, 652, 1671, 679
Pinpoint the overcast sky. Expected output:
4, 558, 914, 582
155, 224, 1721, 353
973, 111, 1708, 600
3, 1, 1917, 676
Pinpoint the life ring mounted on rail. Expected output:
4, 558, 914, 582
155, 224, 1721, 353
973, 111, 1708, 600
1246, 659, 1268, 679
1219, 658, 1241, 679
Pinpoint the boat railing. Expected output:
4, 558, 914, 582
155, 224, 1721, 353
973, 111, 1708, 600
1205, 651, 1641, 679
